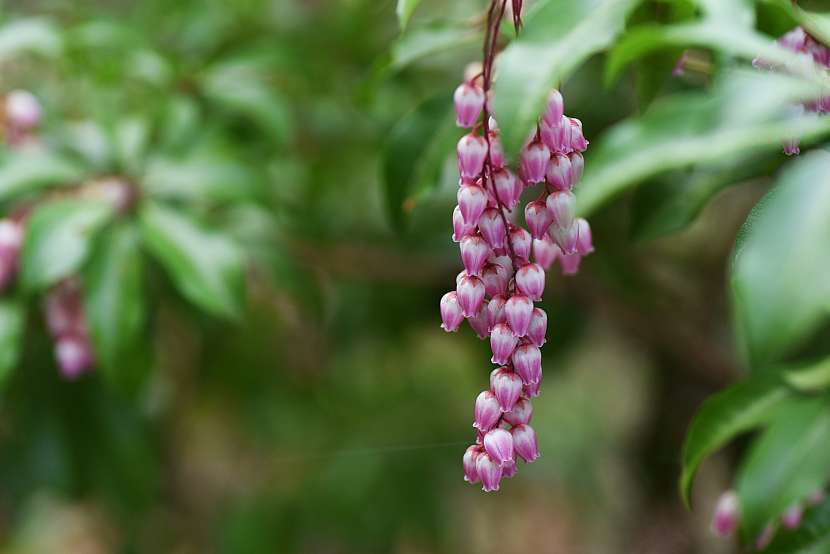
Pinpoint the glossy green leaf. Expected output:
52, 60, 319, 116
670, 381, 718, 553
0, 18, 62, 60
577, 71, 830, 216
83, 223, 144, 374
383, 94, 456, 230
0, 150, 85, 203
0, 299, 24, 384
139, 202, 245, 320
737, 399, 830, 540
680, 373, 793, 507
396, 0, 422, 31
784, 357, 830, 393
764, 498, 830, 554
493, 0, 642, 156
731, 152, 830, 368
20, 199, 114, 291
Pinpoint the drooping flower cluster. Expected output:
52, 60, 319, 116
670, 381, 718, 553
443, 75, 594, 491
45, 278, 95, 379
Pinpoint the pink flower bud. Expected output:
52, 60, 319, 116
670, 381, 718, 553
476, 453, 503, 492
467, 303, 490, 339
546, 154, 573, 191
543, 89, 564, 127
484, 428, 514, 465
508, 226, 532, 262
524, 378, 541, 398
454, 82, 485, 128
456, 275, 485, 318
779, 27, 808, 52
524, 200, 553, 240
460, 235, 491, 277
516, 263, 545, 301
755, 525, 774, 550
490, 254, 513, 275
784, 138, 800, 156
569, 152, 584, 184
493, 168, 519, 209
527, 308, 547, 348
463, 445, 483, 483
520, 141, 550, 184
481, 264, 505, 297
504, 295, 533, 337
5, 90, 42, 131
546, 191, 576, 230
439, 291, 464, 332
55, 334, 94, 379
711, 491, 740, 536
486, 295, 507, 330
457, 133, 488, 180
491, 368, 523, 412
782, 503, 803, 529
511, 424, 539, 462
474, 390, 502, 433
452, 205, 476, 242
533, 235, 558, 271
540, 116, 571, 154
568, 117, 588, 152
501, 458, 518, 478
489, 132, 505, 168
490, 322, 518, 365
559, 252, 582, 275
478, 208, 506, 249
575, 218, 594, 255
0, 219, 23, 291
512, 343, 542, 385
457, 184, 488, 226
550, 221, 579, 255
503, 397, 533, 426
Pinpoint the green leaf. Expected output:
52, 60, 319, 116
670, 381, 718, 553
694, 0, 754, 27
83, 223, 144, 375
680, 373, 793, 507
493, 0, 642, 156
784, 357, 830, 393
20, 199, 115, 291
383, 94, 456, 230
769, 0, 830, 46
0, 18, 62, 60
764, 498, 830, 554
113, 116, 150, 175
0, 298, 24, 384
731, 152, 830, 368
139, 202, 245, 320
0, 150, 85, 203
576, 70, 830, 216
385, 22, 478, 74
737, 398, 830, 540
396, 0, 422, 31
142, 155, 263, 203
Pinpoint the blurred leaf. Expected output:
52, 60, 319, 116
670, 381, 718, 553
694, 0, 755, 27
59, 121, 113, 171
784, 357, 830, 393
737, 398, 830, 541
158, 95, 200, 152
493, 0, 642, 156
385, 22, 477, 74
383, 94, 456, 230
20, 199, 114, 291
0, 150, 84, 203
765, 497, 830, 554
577, 71, 830, 216
396, 0, 422, 31
0, 18, 62, 60
83, 223, 144, 376
680, 373, 792, 507
113, 116, 150, 175
139, 202, 245, 319
143, 155, 263, 203
0, 298, 24, 384
731, 152, 830, 367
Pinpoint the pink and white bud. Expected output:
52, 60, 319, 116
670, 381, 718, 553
546, 154, 573, 191
5, 90, 42, 131
567, 118, 589, 152
457, 133, 488, 180
467, 304, 490, 339
516, 263, 545, 301
504, 295, 533, 337
45, 280, 85, 337
452, 205, 476, 242
524, 378, 541, 398
457, 184, 488, 226
490, 323, 519, 365
711, 491, 740, 536
55, 334, 94, 379
440, 291, 465, 332
543, 89, 564, 127
783, 138, 800, 156
546, 191, 576, 230
533, 235, 559, 270
456, 275, 485, 318
463, 445, 483, 483
489, 132, 505, 168
476, 453, 503, 492
511, 424, 540, 463
491, 368, 523, 412
484, 428, 514, 465
474, 390, 502, 433
503, 397, 533, 426
454, 82, 485, 128
481, 264, 507, 297
493, 168, 519, 209
551, 222, 579, 255
512, 343, 542, 385
559, 252, 582, 275
576, 218, 594, 255
527, 308, 547, 347
569, 152, 584, 184
478, 208, 506, 249
486, 294, 507, 330
460, 235, 491, 277
0, 219, 23, 291
524, 200, 553, 239
508, 226, 532, 262
490, 254, 513, 275
782, 503, 803, 529
540, 116, 571, 154
520, 141, 550, 184
501, 458, 518, 478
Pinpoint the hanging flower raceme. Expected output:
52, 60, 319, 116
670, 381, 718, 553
44, 278, 95, 379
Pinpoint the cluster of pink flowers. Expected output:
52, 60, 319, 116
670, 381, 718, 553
711, 488, 826, 550
442, 77, 593, 491
45, 279, 95, 379
3, 90, 42, 148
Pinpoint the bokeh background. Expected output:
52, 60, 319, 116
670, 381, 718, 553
0, 0, 810, 552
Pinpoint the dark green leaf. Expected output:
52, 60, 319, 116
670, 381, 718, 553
680, 373, 793, 507
20, 199, 115, 291
396, 0, 422, 31
139, 202, 245, 319
731, 152, 830, 367
0, 150, 85, 203
0, 298, 24, 384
